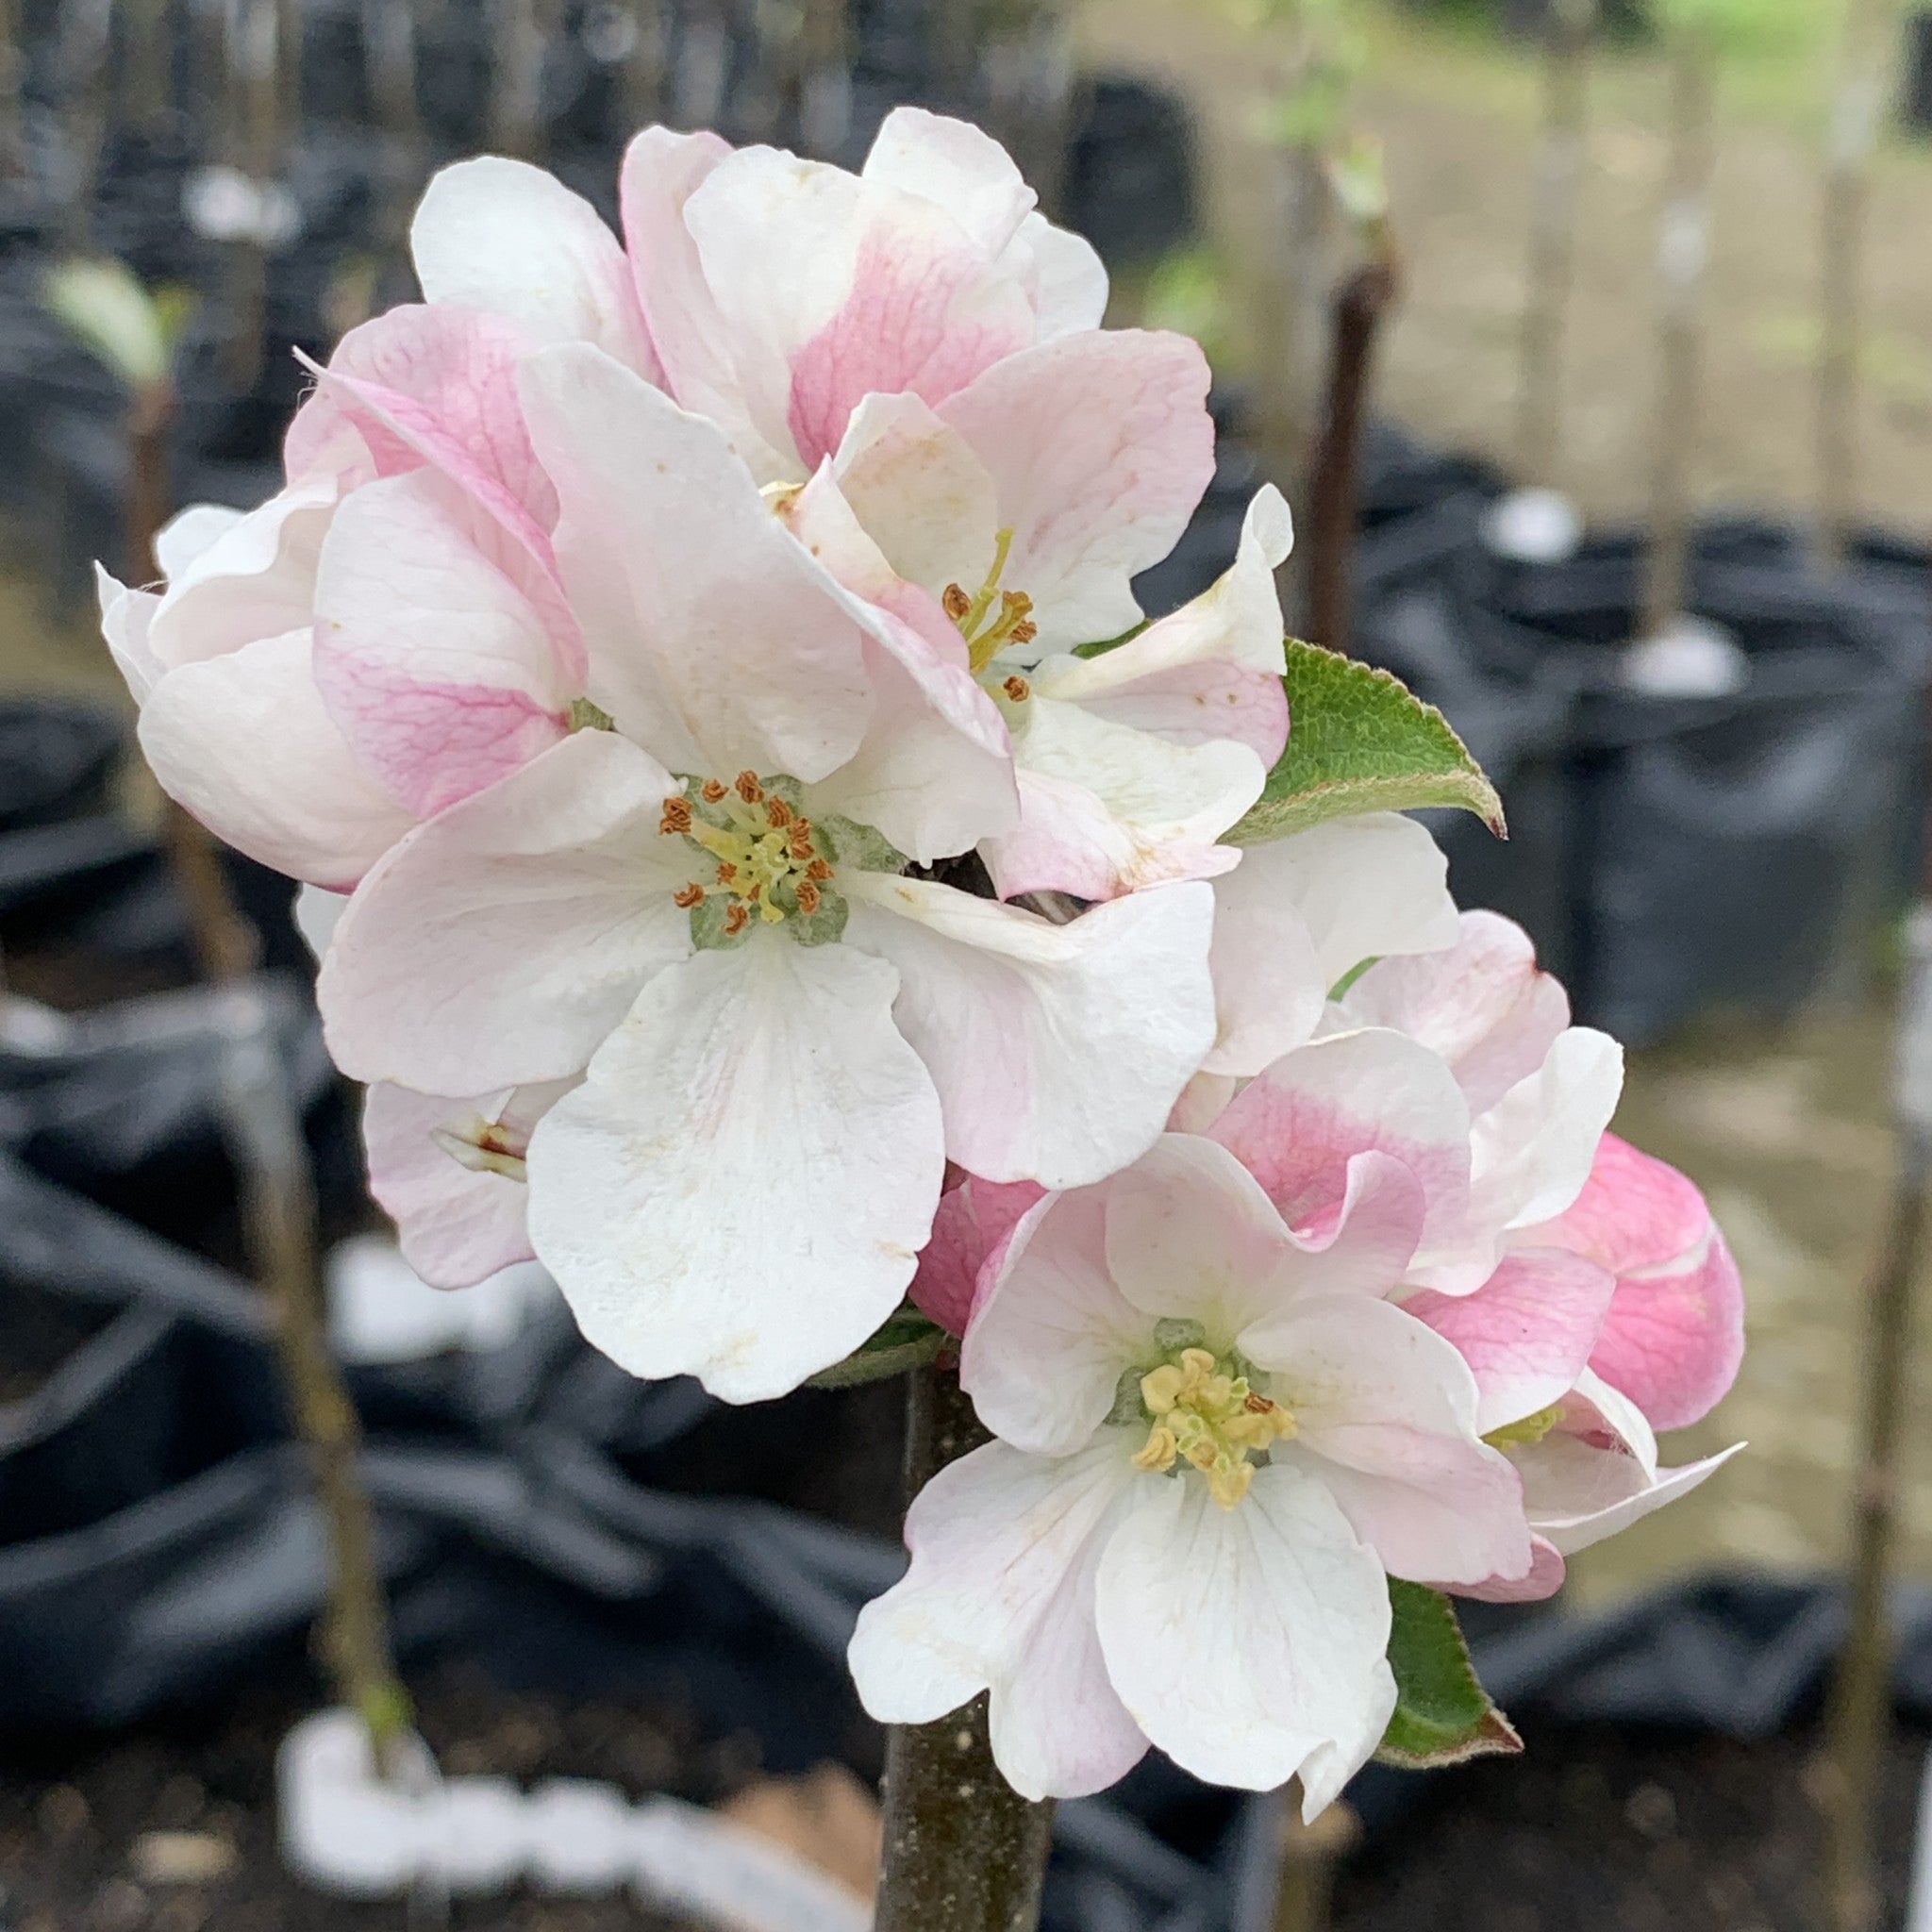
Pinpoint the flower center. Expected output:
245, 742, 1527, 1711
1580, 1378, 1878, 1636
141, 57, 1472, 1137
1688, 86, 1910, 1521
1128, 1343, 1296, 1511
659, 770, 836, 941
943, 526, 1038, 677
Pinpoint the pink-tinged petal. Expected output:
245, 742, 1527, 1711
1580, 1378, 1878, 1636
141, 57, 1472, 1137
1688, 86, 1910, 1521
1592, 1229, 1744, 1432
1249, 1295, 1531, 1586
1199, 852, 1326, 1079
1405, 1248, 1619, 1437
1027, 484, 1291, 756
410, 155, 658, 378
780, 468, 1019, 860
1453, 1536, 1568, 1605
827, 391, 1002, 599
620, 125, 784, 476
860, 106, 1037, 257
1240, 815, 1460, 994
1531, 1133, 1743, 1430
1535, 1130, 1712, 1276
137, 631, 414, 891
1343, 910, 1572, 1115
516, 344, 875, 784
841, 872, 1217, 1190
96, 567, 163, 703
848, 1439, 1148, 1803
909, 1173, 1042, 1337
937, 331, 1215, 651
963, 1185, 1145, 1457
1168, 1072, 1239, 1137
312, 471, 569, 818
317, 730, 691, 1093
1209, 1028, 1473, 1251
682, 146, 1038, 476
363, 1080, 579, 1289
525, 936, 945, 1402
981, 700, 1260, 901
1100, 1133, 1296, 1338
292, 885, 347, 959
1095, 1463, 1395, 1796
146, 475, 338, 668
1516, 1375, 1742, 1556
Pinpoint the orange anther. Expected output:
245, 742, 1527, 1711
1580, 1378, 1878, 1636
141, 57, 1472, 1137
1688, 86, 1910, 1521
806, 857, 832, 881
1009, 619, 1038, 645
715, 861, 738, 885
1002, 675, 1031, 702
701, 778, 727, 803
659, 796, 693, 834
795, 880, 822, 914
942, 583, 971, 621
724, 903, 749, 935
765, 795, 793, 828
674, 883, 705, 908
735, 771, 764, 803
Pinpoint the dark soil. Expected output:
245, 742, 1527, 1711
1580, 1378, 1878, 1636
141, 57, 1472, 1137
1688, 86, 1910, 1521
1336, 1713, 1929, 1932
2, 1667, 1924, 1931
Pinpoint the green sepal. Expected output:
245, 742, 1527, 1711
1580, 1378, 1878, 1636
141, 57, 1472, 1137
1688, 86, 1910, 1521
806, 1304, 947, 1389
1375, 1579, 1523, 1770
1152, 1317, 1208, 1353
688, 895, 746, 952
786, 891, 849, 947
1226, 640, 1505, 846
568, 696, 615, 732
819, 814, 907, 875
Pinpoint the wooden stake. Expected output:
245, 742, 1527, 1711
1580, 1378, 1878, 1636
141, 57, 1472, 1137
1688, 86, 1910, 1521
1270, 1784, 1360, 1932
1516, 0, 1596, 487
222, 0, 282, 391
1639, 25, 1717, 641
1815, 0, 1897, 568
873, 1362, 1055, 1932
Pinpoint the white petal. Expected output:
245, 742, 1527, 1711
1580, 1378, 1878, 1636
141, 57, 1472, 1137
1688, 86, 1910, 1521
317, 731, 691, 1092
841, 873, 1217, 1189
138, 632, 414, 891
1200, 861, 1326, 1078
1101, 1134, 1298, 1340
96, 567, 164, 703
154, 502, 244, 580
861, 107, 1037, 256
1240, 815, 1459, 993
1249, 1295, 1530, 1587
962, 1185, 1148, 1458
1095, 1464, 1393, 1792
525, 936, 945, 1402
410, 156, 658, 375
516, 344, 875, 783
848, 1438, 1148, 1803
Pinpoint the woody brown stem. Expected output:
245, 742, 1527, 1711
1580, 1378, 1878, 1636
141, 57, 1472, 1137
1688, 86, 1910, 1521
1306, 242, 1399, 658
873, 1362, 1055, 1932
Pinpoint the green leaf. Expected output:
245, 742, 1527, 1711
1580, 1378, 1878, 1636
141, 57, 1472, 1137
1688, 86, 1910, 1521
1376, 1580, 1523, 1770
42, 258, 189, 392
805, 1305, 948, 1389
1226, 639, 1505, 845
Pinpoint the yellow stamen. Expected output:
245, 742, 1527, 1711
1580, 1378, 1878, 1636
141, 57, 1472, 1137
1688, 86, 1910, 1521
1134, 1345, 1294, 1511
1483, 1404, 1566, 1450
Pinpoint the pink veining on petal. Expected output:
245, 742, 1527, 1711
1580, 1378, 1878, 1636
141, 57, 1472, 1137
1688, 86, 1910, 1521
787, 229, 1035, 473
1535, 1132, 1744, 1432
313, 661, 567, 820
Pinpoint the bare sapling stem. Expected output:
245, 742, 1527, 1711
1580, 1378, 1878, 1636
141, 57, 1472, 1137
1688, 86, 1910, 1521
1270, 1781, 1360, 1932
122, 375, 414, 1785
217, 990, 415, 1778
55, 0, 112, 251
1516, 0, 1596, 487
486, 0, 547, 159
0, 0, 26, 178
120, 0, 175, 137
363, 0, 425, 275
874, 1361, 1055, 1932
1306, 217, 1398, 659
1639, 26, 1717, 641
796, 0, 850, 155
623, 0, 666, 132
222, 0, 282, 391
1815, 0, 1896, 569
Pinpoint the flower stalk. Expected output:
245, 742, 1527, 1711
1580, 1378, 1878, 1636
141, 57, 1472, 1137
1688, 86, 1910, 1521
874, 1360, 1055, 1932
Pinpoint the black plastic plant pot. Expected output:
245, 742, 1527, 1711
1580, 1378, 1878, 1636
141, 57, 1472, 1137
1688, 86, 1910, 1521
1358, 520, 1932, 1045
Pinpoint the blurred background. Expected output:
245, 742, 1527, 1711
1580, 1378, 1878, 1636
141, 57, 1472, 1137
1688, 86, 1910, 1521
3, 0, 1932, 1927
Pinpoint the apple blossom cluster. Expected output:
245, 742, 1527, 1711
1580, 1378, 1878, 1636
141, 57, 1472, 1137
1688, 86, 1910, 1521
95, 108, 1743, 1813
